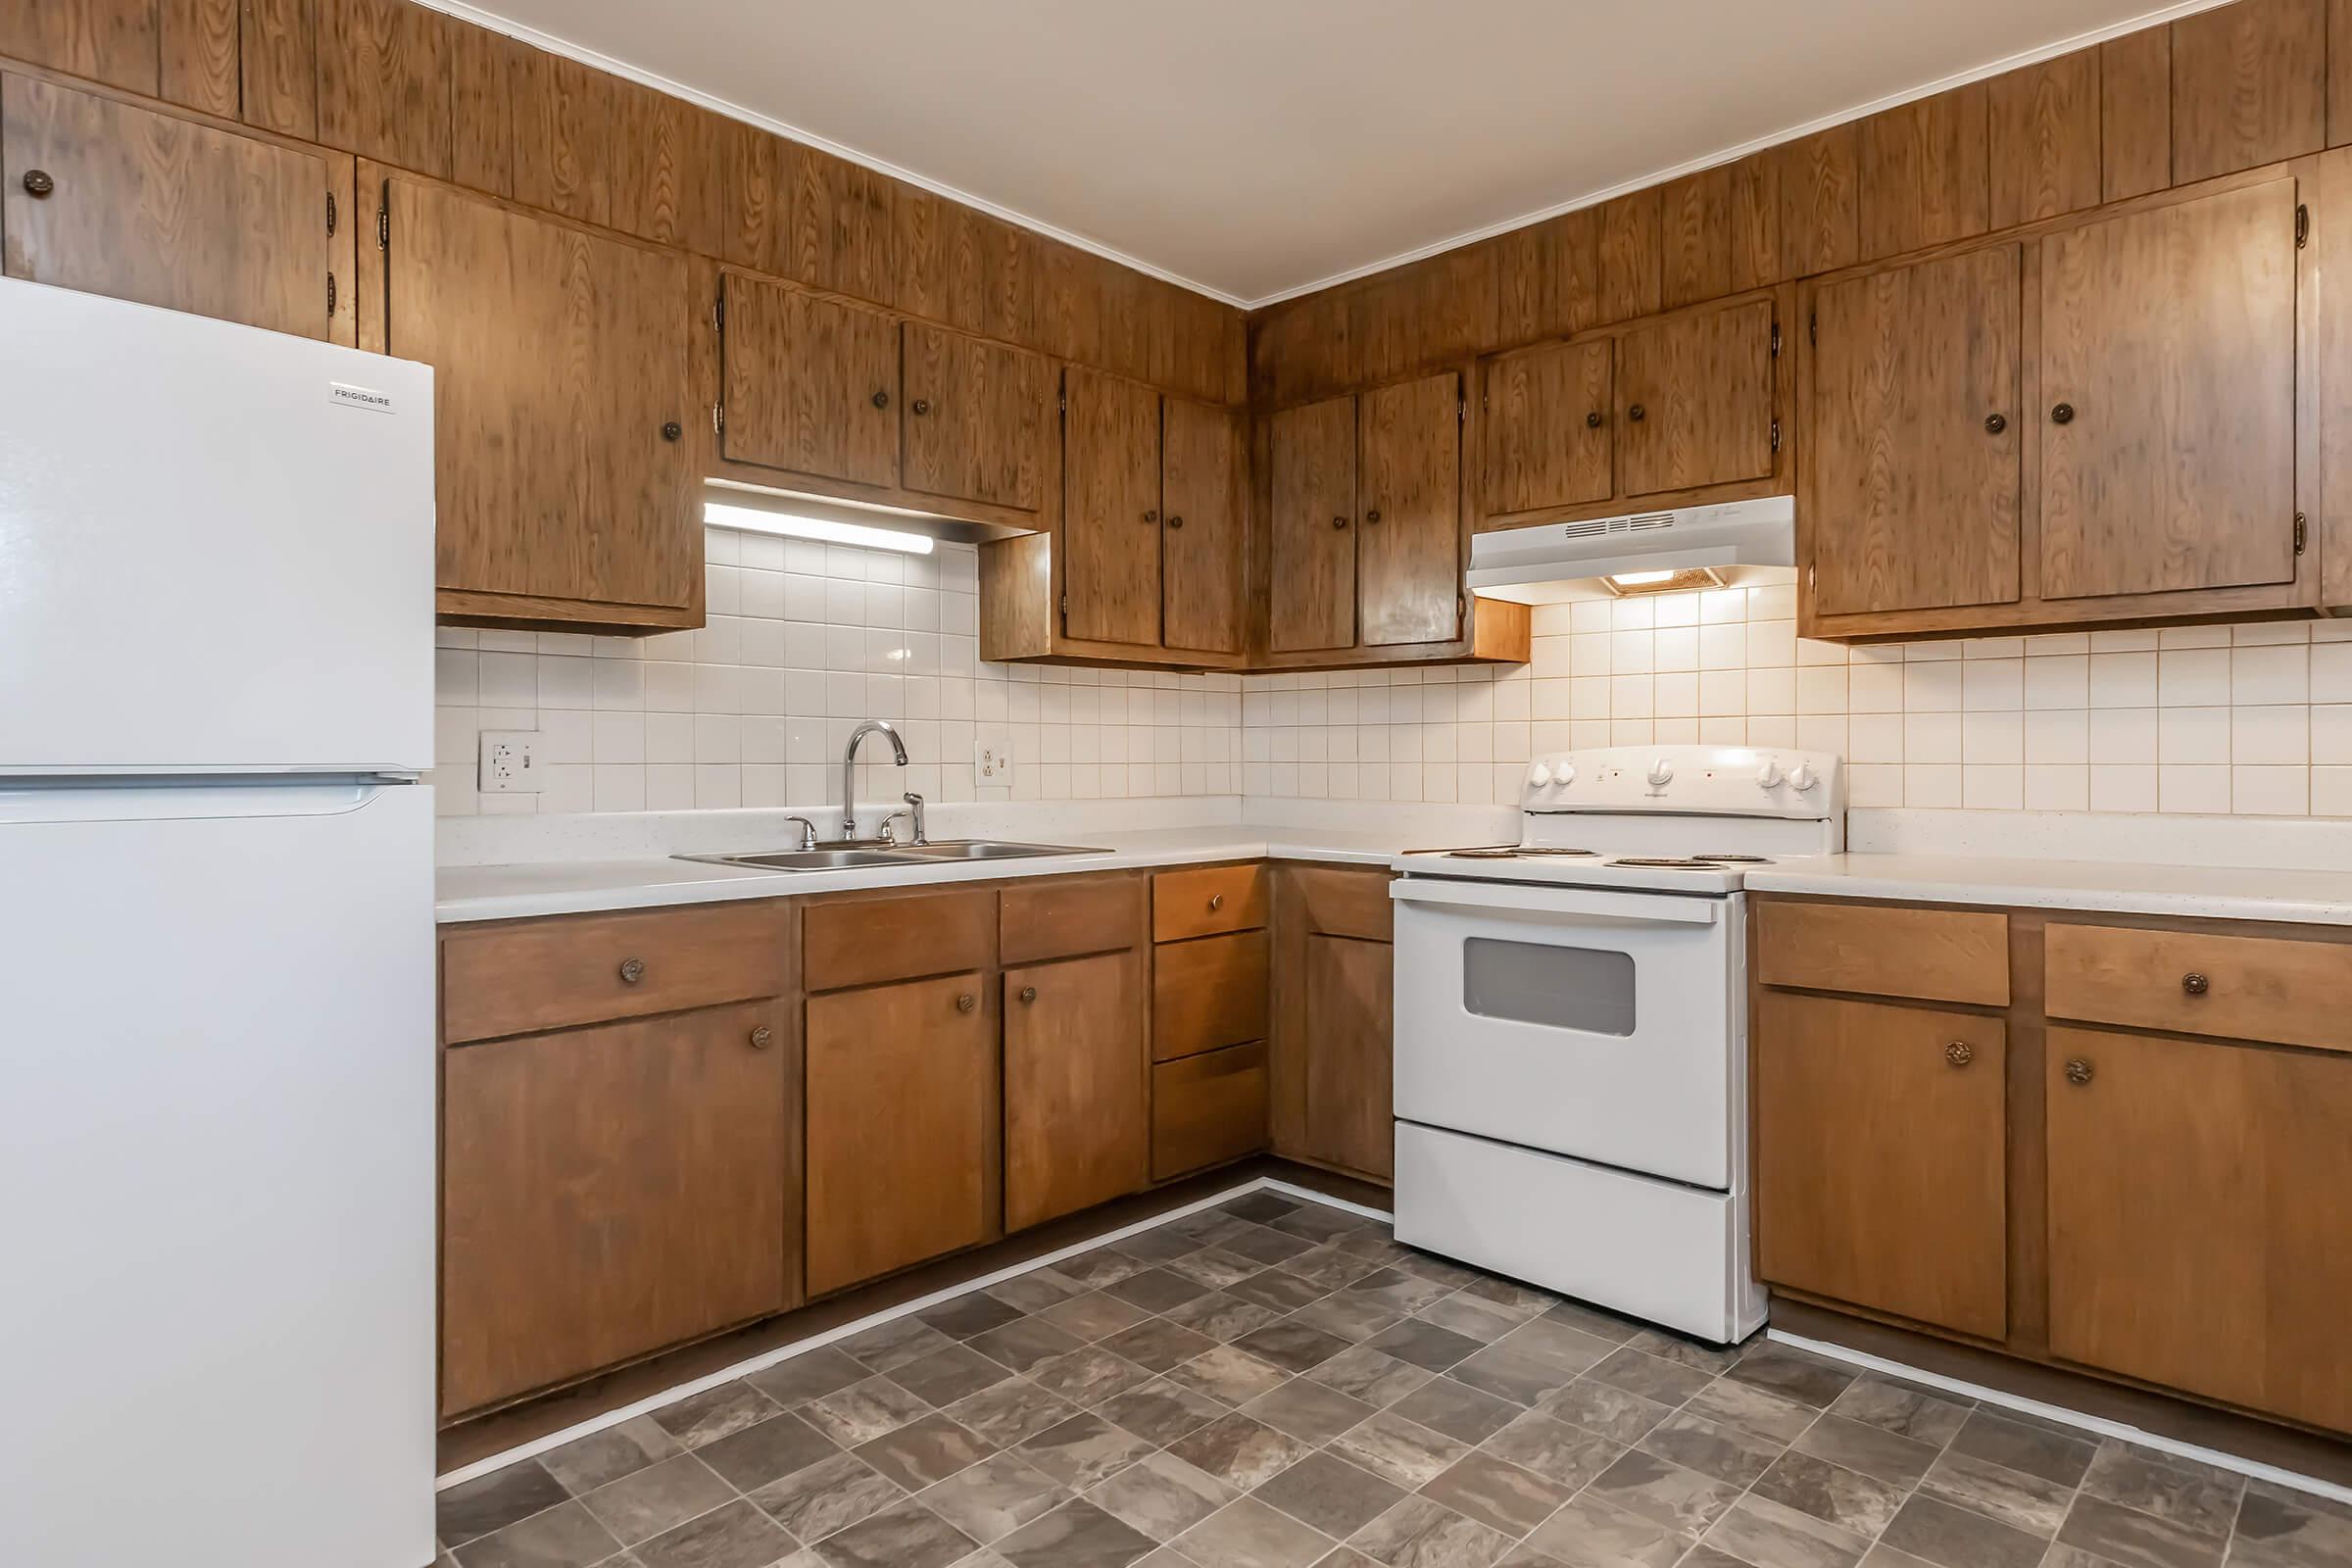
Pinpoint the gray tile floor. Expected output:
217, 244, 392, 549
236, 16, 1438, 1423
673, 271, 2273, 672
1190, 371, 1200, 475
435, 1192, 2352, 1568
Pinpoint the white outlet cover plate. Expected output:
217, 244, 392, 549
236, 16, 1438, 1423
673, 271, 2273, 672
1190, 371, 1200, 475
976, 728, 1013, 782
478, 730, 542, 793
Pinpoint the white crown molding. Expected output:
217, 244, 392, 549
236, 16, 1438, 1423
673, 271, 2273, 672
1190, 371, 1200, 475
419, 0, 2235, 313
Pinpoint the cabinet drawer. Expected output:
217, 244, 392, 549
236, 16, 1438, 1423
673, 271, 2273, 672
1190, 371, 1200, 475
804, 887, 996, 992
441, 902, 791, 1044
1152, 1042, 1268, 1180
1153, 863, 1266, 942
1152, 930, 1269, 1062
2045, 923, 2352, 1052
1002, 875, 1144, 964
1756, 900, 2009, 1005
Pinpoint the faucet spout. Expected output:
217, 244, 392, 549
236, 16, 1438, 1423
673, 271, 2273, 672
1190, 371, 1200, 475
841, 718, 909, 839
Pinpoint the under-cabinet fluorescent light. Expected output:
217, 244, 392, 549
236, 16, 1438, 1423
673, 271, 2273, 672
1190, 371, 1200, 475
1608, 570, 1675, 586
1604, 566, 1725, 596
704, 501, 934, 555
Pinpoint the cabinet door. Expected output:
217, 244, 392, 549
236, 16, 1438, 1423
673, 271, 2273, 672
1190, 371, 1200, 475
1061, 367, 1162, 646
719, 271, 897, 487
901, 320, 1048, 512
1808, 245, 2023, 617
1482, 338, 1613, 517
441, 1001, 788, 1416
2047, 1027, 2352, 1432
806, 972, 994, 1296
1005, 950, 1147, 1231
0, 2, 159, 93
1755, 994, 2007, 1339
1, 72, 344, 341
1358, 371, 1461, 647
2039, 179, 2299, 600
1617, 298, 1776, 498
1300, 934, 1393, 1178
1268, 395, 1358, 653
383, 176, 696, 621
1162, 396, 1246, 654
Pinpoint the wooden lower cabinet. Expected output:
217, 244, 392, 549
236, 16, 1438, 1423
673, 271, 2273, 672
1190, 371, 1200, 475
1153, 1042, 1269, 1180
1272, 864, 1396, 1180
1753, 992, 2008, 1339
2046, 1026, 2352, 1433
805, 971, 997, 1297
1004, 949, 1148, 1231
440, 999, 791, 1417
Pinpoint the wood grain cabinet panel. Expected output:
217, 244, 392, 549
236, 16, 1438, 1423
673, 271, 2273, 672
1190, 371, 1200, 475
1661, 166, 1733, 310
1616, 299, 1775, 499
1755, 993, 2007, 1340
1000, 874, 1144, 965
1153, 864, 1267, 943
1357, 370, 1462, 647
719, 271, 899, 488
1596, 188, 1662, 323
2171, 0, 2326, 184
803, 886, 995, 991
1482, 338, 1613, 519
1772, 123, 1861, 279
314, 0, 451, 176
806, 972, 995, 1296
1806, 245, 2022, 617
2044, 922, 2352, 1052
900, 320, 1049, 513
1986, 53, 2102, 228
1, 73, 347, 342
1268, 395, 1358, 653
1152, 1041, 1269, 1180
1160, 395, 1246, 655
1755, 899, 2009, 1004
1061, 366, 1162, 646
2047, 1026, 2352, 1433
1858, 83, 1990, 260
1495, 206, 1600, 343
2037, 178, 2299, 601
1004, 950, 1148, 1231
2100, 26, 2173, 202
0, 0, 158, 93
440, 999, 790, 1415
238, 0, 318, 138
442, 901, 792, 1044
157, 0, 239, 116
1153, 929, 1269, 1062
1298, 933, 1393, 1180
379, 175, 697, 628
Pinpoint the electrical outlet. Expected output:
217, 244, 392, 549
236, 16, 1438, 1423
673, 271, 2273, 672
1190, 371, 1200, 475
478, 731, 541, 793
976, 729, 1013, 783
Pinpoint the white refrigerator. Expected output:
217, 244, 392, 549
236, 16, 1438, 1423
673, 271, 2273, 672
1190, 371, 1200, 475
0, 279, 438, 1567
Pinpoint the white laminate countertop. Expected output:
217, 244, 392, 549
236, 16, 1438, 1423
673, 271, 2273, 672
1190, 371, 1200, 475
1745, 854, 2352, 927
434, 826, 1414, 924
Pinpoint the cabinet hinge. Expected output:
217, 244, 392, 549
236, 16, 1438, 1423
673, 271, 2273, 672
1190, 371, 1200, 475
2296, 513, 2308, 554
1459, 395, 1467, 425
325, 191, 337, 236
1770, 320, 1782, 359
375, 207, 388, 250
326, 271, 337, 319
1770, 418, 1781, 454
2297, 204, 2310, 249
712, 292, 724, 332
712, 403, 725, 435
1807, 312, 1816, 347
1058, 392, 1067, 416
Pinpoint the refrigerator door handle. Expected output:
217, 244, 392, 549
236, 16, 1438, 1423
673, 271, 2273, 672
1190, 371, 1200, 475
0, 777, 417, 826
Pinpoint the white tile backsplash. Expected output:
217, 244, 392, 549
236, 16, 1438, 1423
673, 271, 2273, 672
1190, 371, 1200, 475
429, 527, 1240, 817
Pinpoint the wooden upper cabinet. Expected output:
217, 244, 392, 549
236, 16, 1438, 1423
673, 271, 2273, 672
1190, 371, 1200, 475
0, 0, 159, 93
2101, 26, 2174, 203
805, 971, 995, 1297
1161, 395, 1246, 655
2171, 0, 2326, 185
900, 321, 1049, 513
1660, 166, 1733, 310
440, 1000, 789, 1416
1268, 395, 1358, 653
0, 73, 351, 343
1004, 949, 1148, 1232
2047, 1027, 2352, 1433
2038, 178, 2299, 601
1772, 123, 1861, 279
718, 272, 899, 488
377, 175, 697, 628
1807, 244, 2022, 618
239, 0, 318, 139
314, 0, 453, 177
1755, 993, 2007, 1340
1616, 298, 1775, 498
1061, 367, 1162, 646
1357, 371, 1462, 647
1596, 189, 1663, 322
1482, 338, 1613, 520
1986, 53, 2102, 229
1858, 84, 1990, 261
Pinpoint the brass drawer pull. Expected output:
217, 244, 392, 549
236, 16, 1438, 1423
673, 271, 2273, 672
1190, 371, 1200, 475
1208, 893, 1225, 912
2066, 1057, 2095, 1086
1944, 1041, 1973, 1068
956, 993, 977, 1013
749, 1025, 772, 1050
1018, 986, 1037, 1004
617, 956, 646, 985
2181, 971, 2209, 996
22, 169, 55, 198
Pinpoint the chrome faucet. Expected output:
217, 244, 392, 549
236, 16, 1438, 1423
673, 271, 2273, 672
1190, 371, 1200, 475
840, 718, 908, 839
882, 792, 927, 847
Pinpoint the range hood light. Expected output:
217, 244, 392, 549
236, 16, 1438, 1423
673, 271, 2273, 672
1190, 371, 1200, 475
1604, 566, 1725, 596
1607, 570, 1677, 587
704, 500, 934, 555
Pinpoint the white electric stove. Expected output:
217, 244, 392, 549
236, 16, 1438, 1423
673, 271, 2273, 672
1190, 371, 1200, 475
1388, 745, 1843, 1344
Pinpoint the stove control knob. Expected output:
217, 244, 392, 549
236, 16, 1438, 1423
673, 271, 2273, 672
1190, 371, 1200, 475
1528, 762, 1553, 789
1554, 762, 1575, 786
1757, 759, 1785, 789
1788, 760, 1818, 792
1645, 758, 1674, 789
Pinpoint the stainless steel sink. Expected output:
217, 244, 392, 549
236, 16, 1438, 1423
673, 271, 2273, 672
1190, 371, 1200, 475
675, 839, 1102, 872
890, 840, 1103, 860
681, 847, 906, 870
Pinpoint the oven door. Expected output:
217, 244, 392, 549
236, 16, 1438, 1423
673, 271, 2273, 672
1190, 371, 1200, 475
1391, 876, 1739, 1190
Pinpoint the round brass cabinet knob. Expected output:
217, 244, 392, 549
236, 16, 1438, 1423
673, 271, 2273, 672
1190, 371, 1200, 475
910, 398, 931, 416
1019, 986, 1038, 1004
2051, 402, 2076, 425
1944, 1041, 1974, 1068
1365, 509, 1382, 524
2066, 1057, 2095, 1086
956, 993, 977, 1013
1167, 514, 1185, 530
1627, 404, 1646, 422
749, 1025, 773, 1050
1331, 514, 1348, 530
22, 169, 55, 198
661, 420, 683, 441
1984, 413, 2007, 435
1144, 509, 1158, 523
618, 956, 647, 985
2181, 972, 2210, 996
871, 389, 891, 409
1585, 411, 1603, 429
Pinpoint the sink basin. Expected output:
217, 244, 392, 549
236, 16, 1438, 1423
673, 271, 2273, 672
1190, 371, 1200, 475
678, 847, 906, 871
674, 839, 1102, 872
891, 840, 1103, 860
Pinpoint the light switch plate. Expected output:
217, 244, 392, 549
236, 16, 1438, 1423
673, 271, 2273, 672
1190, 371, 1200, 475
977, 729, 1013, 783
478, 730, 541, 793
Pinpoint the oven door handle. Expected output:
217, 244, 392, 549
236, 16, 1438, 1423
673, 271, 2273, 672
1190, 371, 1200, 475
1389, 877, 1720, 925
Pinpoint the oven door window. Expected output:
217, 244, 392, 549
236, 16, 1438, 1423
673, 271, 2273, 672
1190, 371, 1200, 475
1461, 936, 1636, 1035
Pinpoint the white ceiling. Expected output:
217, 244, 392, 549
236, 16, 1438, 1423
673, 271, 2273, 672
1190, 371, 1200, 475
439, 0, 2218, 308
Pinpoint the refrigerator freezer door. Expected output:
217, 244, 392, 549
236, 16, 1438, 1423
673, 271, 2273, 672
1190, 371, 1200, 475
0, 781, 436, 1568
0, 279, 434, 774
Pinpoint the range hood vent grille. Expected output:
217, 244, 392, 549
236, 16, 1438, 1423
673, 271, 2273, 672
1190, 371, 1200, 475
1466, 495, 1795, 602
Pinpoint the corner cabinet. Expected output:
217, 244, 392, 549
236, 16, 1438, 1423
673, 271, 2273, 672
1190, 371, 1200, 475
1270, 863, 1396, 1181
1799, 169, 2315, 640
362, 171, 701, 633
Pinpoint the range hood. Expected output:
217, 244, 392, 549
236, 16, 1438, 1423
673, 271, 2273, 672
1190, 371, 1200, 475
1467, 495, 1794, 603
